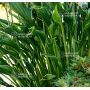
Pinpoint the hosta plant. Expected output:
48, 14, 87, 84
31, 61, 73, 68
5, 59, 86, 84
0, 2, 90, 87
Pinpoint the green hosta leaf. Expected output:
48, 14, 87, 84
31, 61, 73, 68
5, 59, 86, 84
41, 53, 58, 60
78, 22, 90, 50
0, 65, 13, 74
88, 8, 90, 14
58, 62, 62, 69
0, 58, 8, 65
28, 26, 35, 34
48, 23, 58, 38
43, 2, 51, 10
42, 53, 60, 69
0, 46, 27, 74
48, 24, 53, 38
51, 2, 63, 11
43, 74, 56, 79
0, 21, 8, 27
84, 8, 90, 26
53, 5, 60, 23
35, 30, 46, 42
29, 27, 46, 43
32, 2, 41, 6
79, 5, 86, 19
0, 27, 17, 36
0, 46, 17, 58
10, 75, 26, 87
25, 62, 34, 75
0, 19, 8, 25
33, 6, 51, 26
10, 25, 23, 33
0, 38, 21, 53
84, 23, 90, 31
0, 32, 8, 39
41, 74, 56, 81
9, 2, 34, 26
12, 13, 24, 24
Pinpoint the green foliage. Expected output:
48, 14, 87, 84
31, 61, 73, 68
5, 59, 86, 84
54, 56, 90, 87
0, 2, 90, 87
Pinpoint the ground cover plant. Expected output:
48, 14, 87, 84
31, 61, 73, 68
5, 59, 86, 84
54, 56, 90, 87
0, 2, 90, 87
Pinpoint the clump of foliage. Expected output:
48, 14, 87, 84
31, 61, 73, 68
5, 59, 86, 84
0, 2, 90, 87
54, 56, 90, 87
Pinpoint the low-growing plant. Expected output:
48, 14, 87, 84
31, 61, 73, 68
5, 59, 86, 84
54, 56, 90, 87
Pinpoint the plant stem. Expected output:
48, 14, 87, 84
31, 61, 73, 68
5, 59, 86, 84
60, 17, 69, 67
10, 6, 13, 25
5, 3, 9, 25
